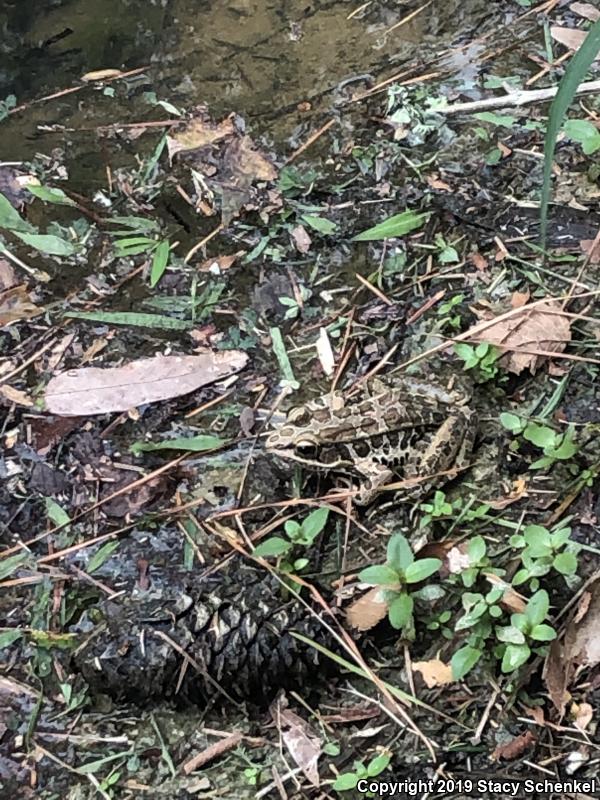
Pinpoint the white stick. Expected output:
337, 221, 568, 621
437, 79, 600, 115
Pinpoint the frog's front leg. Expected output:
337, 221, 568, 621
352, 457, 393, 505
418, 410, 474, 482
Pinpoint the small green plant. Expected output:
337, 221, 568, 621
500, 414, 578, 470
278, 285, 311, 319
495, 590, 556, 672
454, 342, 501, 381
253, 507, 330, 575
358, 533, 441, 634
451, 586, 506, 679
243, 767, 262, 786
333, 751, 391, 793
434, 234, 459, 264
452, 536, 498, 588
0, 94, 16, 121
436, 293, 464, 331
419, 490, 489, 529
509, 524, 579, 587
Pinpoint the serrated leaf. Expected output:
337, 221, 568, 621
352, 210, 428, 241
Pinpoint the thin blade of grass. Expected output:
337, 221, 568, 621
541, 20, 600, 252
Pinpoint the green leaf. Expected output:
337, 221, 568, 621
130, 434, 225, 454
388, 593, 414, 630
551, 430, 578, 460
551, 528, 571, 548
386, 533, 414, 572
526, 589, 549, 627
511, 612, 530, 632
496, 625, 526, 645
0, 552, 29, 581
333, 773, 359, 791
530, 623, 556, 642
511, 568, 530, 586
501, 643, 531, 673
358, 564, 400, 586
269, 326, 297, 387
403, 558, 441, 584
475, 111, 517, 128
553, 551, 578, 576
45, 498, 71, 528
107, 215, 159, 232
0, 629, 23, 649
253, 537, 292, 558
540, 19, 600, 250
301, 507, 329, 542
284, 520, 302, 541
26, 185, 77, 206
301, 214, 337, 234
523, 423, 557, 449
564, 119, 600, 155
13, 231, 76, 256
467, 536, 486, 563
0, 192, 35, 232
451, 645, 482, 680
150, 240, 170, 288
87, 540, 120, 574
352, 210, 428, 241
499, 412, 525, 433
366, 753, 390, 777
65, 311, 191, 330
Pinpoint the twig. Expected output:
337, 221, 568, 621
184, 223, 225, 263
181, 732, 242, 774
285, 119, 336, 164
437, 80, 600, 115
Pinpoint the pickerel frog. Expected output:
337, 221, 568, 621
266, 377, 475, 504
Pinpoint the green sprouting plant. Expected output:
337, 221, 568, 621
500, 413, 578, 470
454, 342, 501, 381
0, 94, 16, 122
425, 608, 453, 637
509, 524, 579, 587
253, 507, 330, 575
450, 585, 507, 679
434, 234, 459, 264
358, 533, 441, 634
453, 536, 496, 588
437, 293, 464, 331
419, 490, 489, 529
564, 119, 600, 155
243, 767, 262, 787
333, 752, 391, 793
495, 590, 556, 673
278, 285, 312, 319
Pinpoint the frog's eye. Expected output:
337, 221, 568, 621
295, 435, 320, 449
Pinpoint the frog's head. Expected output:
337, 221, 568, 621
265, 405, 320, 452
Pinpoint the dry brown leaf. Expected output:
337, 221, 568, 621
469, 251, 488, 271
543, 638, 571, 716
484, 573, 527, 614
81, 69, 124, 82
580, 239, 600, 263
412, 657, 454, 687
570, 2, 600, 22
568, 580, 600, 667
0, 385, 35, 407
491, 730, 535, 761
471, 300, 571, 375
271, 695, 322, 788
487, 477, 528, 509
511, 290, 530, 308
167, 112, 236, 160
522, 705, 545, 726
572, 701, 593, 731
0, 259, 16, 291
550, 26, 600, 55
426, 174, 452, 191
197, 253, 241, 273
291, 224, 312, 254
0, 285, 43, 327
346, 586, 389, 631
44, 350, 248, 416
224, 135, 278, 183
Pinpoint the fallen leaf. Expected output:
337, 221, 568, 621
44, 350, 248, 416
550, 26, 600, 55
167, 111, 236, 160
580, 239, 600, 263
81, 69, 124, 82
567, 580, 600, 667
486, 478, 528, 509
543, 638, 571, 717
346, 586, 389, 631
572, 701, 593, 731
0, 385, 35, 407
570, 2, 600, 22
511, 290, 530, 308
412, 657, 454, 687
291, 224, 312, 254
522, 705, 545, 725
484, 573, 527, 614
426, 174, 452, 191
271, 695, 322, 788
446, 544, 471, 574
470, 300, 571, 375
491, 730, 535, 761
316, 327, 335, 377
197, 253, 241, 273
469, 251, 488, 271
0, 258, 16, 291
0, 285, 43, 327
29, 415, 83, 456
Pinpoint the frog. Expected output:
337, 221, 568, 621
265, 376, 475, 504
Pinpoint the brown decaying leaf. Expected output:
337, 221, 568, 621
486, 478, 528, 510
0, 285, 43, 327
346, 586, 389, 631
570, 2, 600, 22
167, 111, 236, 160
550, 26, 600, 56
412, 657, 454, 688
567, 580, 600, 667
572, 702, 593, 731
580, 239, 600, 263
511, 290, 530, 309
271, 695, 322, 788
0, 259, 16, 291
471, 300, 571, 375
291, 224, 312, 254
484, 573, 526, 614
197, 253, 242, 273
44, 350, 248, 416
0, 385, 35, 408
491, 730, 535, 761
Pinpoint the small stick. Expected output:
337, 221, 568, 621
383, 0, 433, 36
184, 223, 225, 263
437, 80, 600, 115
285, 119, 336, 164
